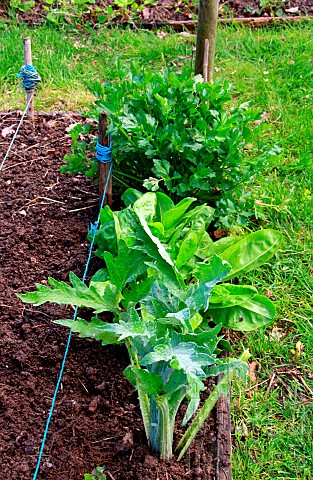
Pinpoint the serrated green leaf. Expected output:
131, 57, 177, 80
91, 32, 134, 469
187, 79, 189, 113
55, 317, 119, 346
195, 255, 232, 286
166, 307, 193, 332
97, 307, 155, 341
18, 272, 115, 314
103, 240, 148, 293
206, 358, 248, 381
122, 277, 156, 307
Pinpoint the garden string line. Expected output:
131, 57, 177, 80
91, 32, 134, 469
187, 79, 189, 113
0, 64, 41, 172
32, 141, 113, 480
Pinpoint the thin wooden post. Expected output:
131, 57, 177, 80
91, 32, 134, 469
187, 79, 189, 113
98, 112, 112, 208
203, 39, 209, 82
23, 37, 34, 122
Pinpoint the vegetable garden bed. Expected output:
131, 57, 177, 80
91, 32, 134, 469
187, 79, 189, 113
0, 111, 233, 479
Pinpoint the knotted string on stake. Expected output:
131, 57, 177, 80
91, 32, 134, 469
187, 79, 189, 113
31, 160, 113, 480
17, 64, 41, 93
96, 139, 112, 164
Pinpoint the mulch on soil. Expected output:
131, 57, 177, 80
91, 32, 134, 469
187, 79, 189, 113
0, 112, 229, 479
0, 0, 312, 26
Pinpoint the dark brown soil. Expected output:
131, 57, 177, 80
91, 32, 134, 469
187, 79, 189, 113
0, 0, 312, 26
0, 112, 228, 479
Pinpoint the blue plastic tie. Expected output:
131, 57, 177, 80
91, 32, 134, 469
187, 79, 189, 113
32, 163, 113, 480
17, 64, 41, 93
96, 140, 112, 164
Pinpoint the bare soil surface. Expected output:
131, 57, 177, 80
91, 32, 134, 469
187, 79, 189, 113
0, 112, 229, 479
0, 0, 312, 26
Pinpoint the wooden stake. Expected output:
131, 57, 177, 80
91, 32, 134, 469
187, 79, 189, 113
98, 112, 112, 208
203, 39, 209, 82
23, 37, 34, 122
194, 0, 219, 83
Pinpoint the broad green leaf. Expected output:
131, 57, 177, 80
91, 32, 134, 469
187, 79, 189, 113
164, 369, 187, 397
93, 206, 117, 256
176, 231, 201, 269
166, 205, 212, 245
190, 256, 231, 311
121, 187, 143, 207
130, 368, 164, 396
90, 268, 108, 283
190, 312, 203, 330
136, 212, 174, 267
18, 272, 115, 313
141, 339, 215, 379
115, 208, 138, 247
148, 222, 164, 239
209, 284, 258, 307
195, 255, 231, 286
219, 230, 283, 281
162, 197, 196, 230
103, 240, 148, 293
156, 192, 174, 219
55, 317, 119, 346
133, 192, 157, 222
196, 233, 243, 261
206, 358, 249, 382
208, 294, 276, 331
122, 277, 156, 307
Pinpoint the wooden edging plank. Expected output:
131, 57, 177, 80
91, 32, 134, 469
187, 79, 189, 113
138, 15, 313, 31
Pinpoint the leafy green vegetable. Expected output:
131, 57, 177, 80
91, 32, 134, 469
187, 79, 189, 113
19, 193, 282, 460
62, 65, 280, 227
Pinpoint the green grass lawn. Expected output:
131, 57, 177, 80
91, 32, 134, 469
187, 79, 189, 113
1, 21, 312, 479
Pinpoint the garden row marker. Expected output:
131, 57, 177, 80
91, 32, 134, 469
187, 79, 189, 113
1, 37, 41, 172
97, 112, 113, 207
17, 37, 41, 124
32, 149, 113, 480
23, 37, 34, 122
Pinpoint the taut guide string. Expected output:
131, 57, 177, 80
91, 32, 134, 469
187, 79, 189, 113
0, 64, 40, 172
32, 141, 113, 479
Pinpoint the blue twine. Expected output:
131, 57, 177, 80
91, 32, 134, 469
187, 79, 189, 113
32, 163, 113, 480
0, 96, 33, 172
17, 64, 41, 93
96, 140, 112, 164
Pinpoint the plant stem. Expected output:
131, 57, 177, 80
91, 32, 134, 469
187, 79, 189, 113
150, 396, 175, 461
126, 340, 151, 443
175, 349, 251, 460
159, 398, 175, 461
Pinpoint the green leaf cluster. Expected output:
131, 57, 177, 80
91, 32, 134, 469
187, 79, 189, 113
19, 192, 282, 459
63, 64, 279, 227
